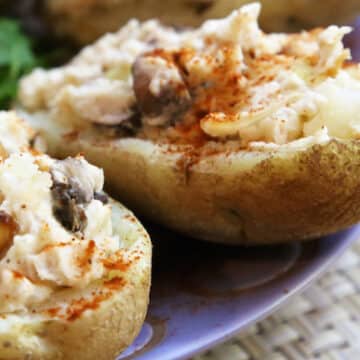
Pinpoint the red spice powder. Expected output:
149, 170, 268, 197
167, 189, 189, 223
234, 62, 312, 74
123, 214, 137, 223
45, 280, 125, 321
104, 277, 126, 290
102, 254, 130, 272
40, 242, 69, 253
28, 147, 42, 156
77, 240, 96, 269
12, 270, 24, 279
66, 292, 111, 321
47, 307, 61, 317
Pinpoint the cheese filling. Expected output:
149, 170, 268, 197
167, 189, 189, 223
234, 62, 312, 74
0, 112, 122, 313
19, 3, 360, 146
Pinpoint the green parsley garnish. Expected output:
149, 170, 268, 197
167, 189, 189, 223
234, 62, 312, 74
0, 19, 38, 109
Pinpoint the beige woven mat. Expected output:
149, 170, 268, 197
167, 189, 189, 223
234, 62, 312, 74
192, 239, 360, 360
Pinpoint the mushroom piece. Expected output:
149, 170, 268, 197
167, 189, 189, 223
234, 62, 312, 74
51, 180, 88, 233
132, 54, 192, 127
94, 191, 109, 204
50, 157, 105, 232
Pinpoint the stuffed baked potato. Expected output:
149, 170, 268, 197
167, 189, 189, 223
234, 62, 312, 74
0, 112, 151, 359
18, 3, 360, 244
45, 0, 360, 43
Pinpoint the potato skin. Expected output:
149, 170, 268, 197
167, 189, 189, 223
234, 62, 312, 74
24, 113, 360, 245
0, 200, 151, 359
46, 0, 360, 44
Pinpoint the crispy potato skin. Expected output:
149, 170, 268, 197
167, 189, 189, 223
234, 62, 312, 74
46, 0, 360, 44
26, 114, 360, 245
0, 200, 152, 359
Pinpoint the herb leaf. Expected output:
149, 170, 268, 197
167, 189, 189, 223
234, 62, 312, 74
0, 18, 38, 109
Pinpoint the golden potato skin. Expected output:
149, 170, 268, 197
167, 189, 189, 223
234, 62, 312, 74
25, 114, 360, 245
0, 200, 151, 359
46, 0, 360, 44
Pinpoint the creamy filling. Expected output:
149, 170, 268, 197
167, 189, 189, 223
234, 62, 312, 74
0, 113, 123, 313
19, 3, 360, 146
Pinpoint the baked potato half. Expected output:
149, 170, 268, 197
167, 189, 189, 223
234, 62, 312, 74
18, 3, 360, 244
0, 112, 151, 359
45, 0, 360, 43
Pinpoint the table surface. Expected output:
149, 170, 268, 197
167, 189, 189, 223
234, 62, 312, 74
191, 237, 360, 359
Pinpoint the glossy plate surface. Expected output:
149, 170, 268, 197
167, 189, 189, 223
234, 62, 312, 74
118, 225, 360, 360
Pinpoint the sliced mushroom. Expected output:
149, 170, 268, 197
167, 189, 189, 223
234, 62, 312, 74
115, 107, 142, 135
132, 54, 192, 127
51, 181, 88, 233
94, 191, 109, 204
50, 158, 104, 233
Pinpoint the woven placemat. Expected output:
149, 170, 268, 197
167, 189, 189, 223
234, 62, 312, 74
193, 238, 360, 360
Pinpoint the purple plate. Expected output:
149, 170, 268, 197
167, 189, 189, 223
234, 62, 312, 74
117, 224, 360, 360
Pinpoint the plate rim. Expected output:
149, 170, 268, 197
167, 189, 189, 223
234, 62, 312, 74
134, 225, 360, 360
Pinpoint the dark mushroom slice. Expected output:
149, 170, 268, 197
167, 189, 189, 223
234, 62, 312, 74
94, 191, 109, 204
50, 158, 104, 233
50, 180, 88, 233
114, 108, 142, 136
132, 54, 192, 127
